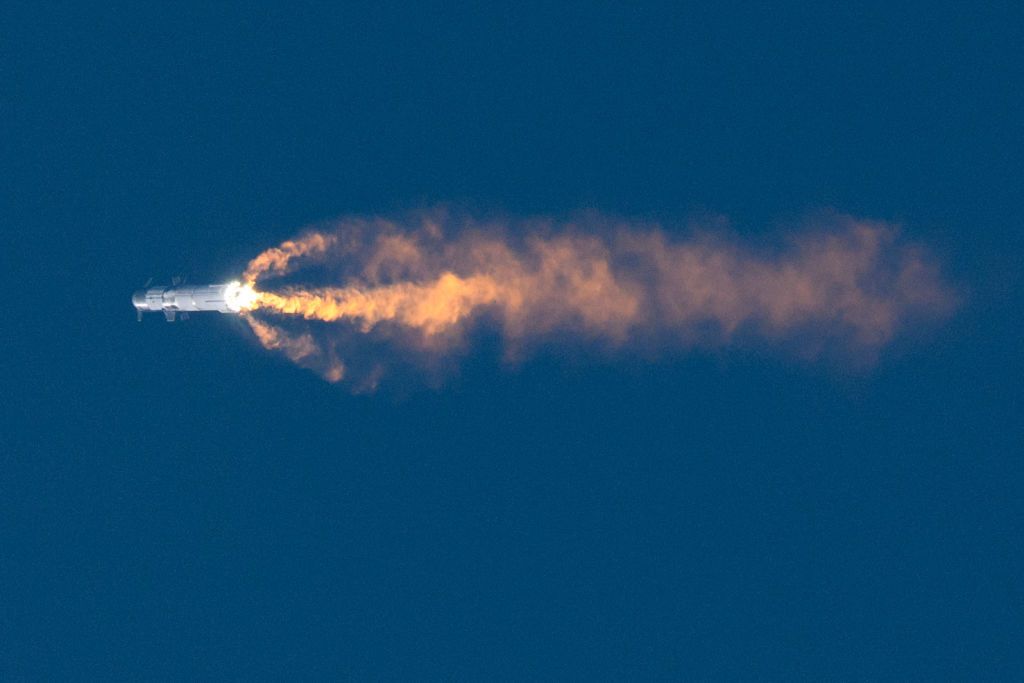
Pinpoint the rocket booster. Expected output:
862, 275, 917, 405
132, 281, 254, 321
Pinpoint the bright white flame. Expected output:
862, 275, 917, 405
225, 281, 259, 312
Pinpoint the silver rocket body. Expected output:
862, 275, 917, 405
133, 283, 239, 321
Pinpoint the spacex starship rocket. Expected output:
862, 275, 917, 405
132, 280, 254, 321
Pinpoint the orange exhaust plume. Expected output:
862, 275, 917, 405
238, 212, 957, 385
244, 315, 345, 382
243, 232, 339, 283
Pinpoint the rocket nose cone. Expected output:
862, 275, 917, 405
132, 290, 148, 310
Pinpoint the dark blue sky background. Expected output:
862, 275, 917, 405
4, 2, 1022, 678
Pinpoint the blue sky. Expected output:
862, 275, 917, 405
3, 3, 1022, 678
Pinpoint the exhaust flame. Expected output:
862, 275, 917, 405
224, 281, 259, 312
237, 212, 957, 386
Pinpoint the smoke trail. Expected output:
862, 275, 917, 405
244, 315, 346, 383
243, 232, 339, 283
238, 211, 956, 386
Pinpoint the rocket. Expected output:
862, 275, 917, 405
132, 280, 255, 321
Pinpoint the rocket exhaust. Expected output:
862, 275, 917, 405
133, 210, 958, 387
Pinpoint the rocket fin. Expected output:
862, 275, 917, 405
165, 311, 176, 322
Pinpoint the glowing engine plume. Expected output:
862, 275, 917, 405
225, 281, 259, 312
238, 212, 957, 387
